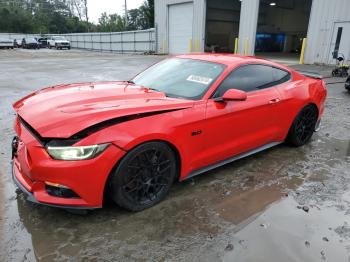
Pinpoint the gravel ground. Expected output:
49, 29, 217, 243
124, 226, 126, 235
0, 49, 349, 262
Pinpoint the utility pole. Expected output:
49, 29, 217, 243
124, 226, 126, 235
124, 0, 128, 27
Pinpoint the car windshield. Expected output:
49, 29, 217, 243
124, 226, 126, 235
132, 58, 225, 100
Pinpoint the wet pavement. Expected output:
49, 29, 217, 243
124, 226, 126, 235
0, 49, 350, 261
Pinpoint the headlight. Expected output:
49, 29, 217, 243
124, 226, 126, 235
47, 144, 110, 161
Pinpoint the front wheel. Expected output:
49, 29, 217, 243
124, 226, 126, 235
109, 142, 177, 211
286, 105, 318, 147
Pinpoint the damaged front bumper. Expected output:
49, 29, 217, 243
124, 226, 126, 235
12, 161, 98, 210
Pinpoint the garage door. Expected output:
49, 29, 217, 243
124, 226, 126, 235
168, 2, 193, 54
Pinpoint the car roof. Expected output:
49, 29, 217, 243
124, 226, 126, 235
176, 53, 291, 71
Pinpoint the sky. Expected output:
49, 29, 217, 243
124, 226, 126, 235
88, 0, 144, 23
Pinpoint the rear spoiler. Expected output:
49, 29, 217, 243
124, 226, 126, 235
296, 70, 323, 79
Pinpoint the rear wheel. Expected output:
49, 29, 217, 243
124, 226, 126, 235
109, 142, 177, 211
286, 105, 318, 147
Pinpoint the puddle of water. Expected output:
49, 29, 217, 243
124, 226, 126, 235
223, 197, 350, 262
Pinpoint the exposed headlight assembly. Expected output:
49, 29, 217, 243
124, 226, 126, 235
47, 144, 110, 161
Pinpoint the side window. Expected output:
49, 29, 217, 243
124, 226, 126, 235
214, 64, 290, 97
271, 67, 291, 84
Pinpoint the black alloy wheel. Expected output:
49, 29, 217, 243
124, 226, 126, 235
109, 141, 177, 211
286, 104, 318, 147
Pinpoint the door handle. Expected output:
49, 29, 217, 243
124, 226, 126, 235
269, 98, 281, 104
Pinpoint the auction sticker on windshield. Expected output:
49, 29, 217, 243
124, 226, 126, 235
186, 75, 213, 85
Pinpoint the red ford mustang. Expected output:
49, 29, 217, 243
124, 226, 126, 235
12, 54, 327, 211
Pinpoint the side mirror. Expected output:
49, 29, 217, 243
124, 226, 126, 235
216, 89, 247, 102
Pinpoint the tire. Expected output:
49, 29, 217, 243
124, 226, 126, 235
286, 105, 318, 147
109, 141, 177, 211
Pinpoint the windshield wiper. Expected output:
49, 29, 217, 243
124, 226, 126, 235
125, 81, 163, 94
147, 87, 160, 92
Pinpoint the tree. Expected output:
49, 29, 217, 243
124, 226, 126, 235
0, 0, 91, 33
68, 0, 88, 24
126, 0, 154, 30
0, 0, 154, 34
128, 8, 145, 30
142, 0, 154, 28
97, 12, 125, 32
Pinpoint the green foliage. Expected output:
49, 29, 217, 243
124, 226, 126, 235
0, 0, 91, 33
127, 0, 154, 30
97, 12, 126, 32
0, 0, 154, 33
96, 0, 154, 32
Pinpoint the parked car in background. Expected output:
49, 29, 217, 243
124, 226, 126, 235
37, 37, 49, 48
14, 39, 22, 48
22, 38, 40, 49
47, 36, 70, 50
0, 38, 14, 49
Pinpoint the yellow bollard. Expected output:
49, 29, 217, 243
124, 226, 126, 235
299, 38, 307, 64
195, 39, 200, 52
244, 39, 249, 56
189, 38, 192, 53
234, 37, 238, 54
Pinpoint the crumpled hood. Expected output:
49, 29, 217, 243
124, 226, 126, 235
13, 82, 193, 138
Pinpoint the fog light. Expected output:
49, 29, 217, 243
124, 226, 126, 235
45, 182, 80, 198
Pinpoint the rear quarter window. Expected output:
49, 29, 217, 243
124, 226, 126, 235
271, 67, 291, 85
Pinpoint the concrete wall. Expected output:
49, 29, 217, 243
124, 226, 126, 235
155, 0, 206, 53
0, 29, 156, 54
237, 0, 260, 55
305, 0, 350, 64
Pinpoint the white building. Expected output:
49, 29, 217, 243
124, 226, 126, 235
155, 0, 350, 64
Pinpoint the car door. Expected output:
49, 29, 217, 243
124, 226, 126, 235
200, 64, 285, 166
